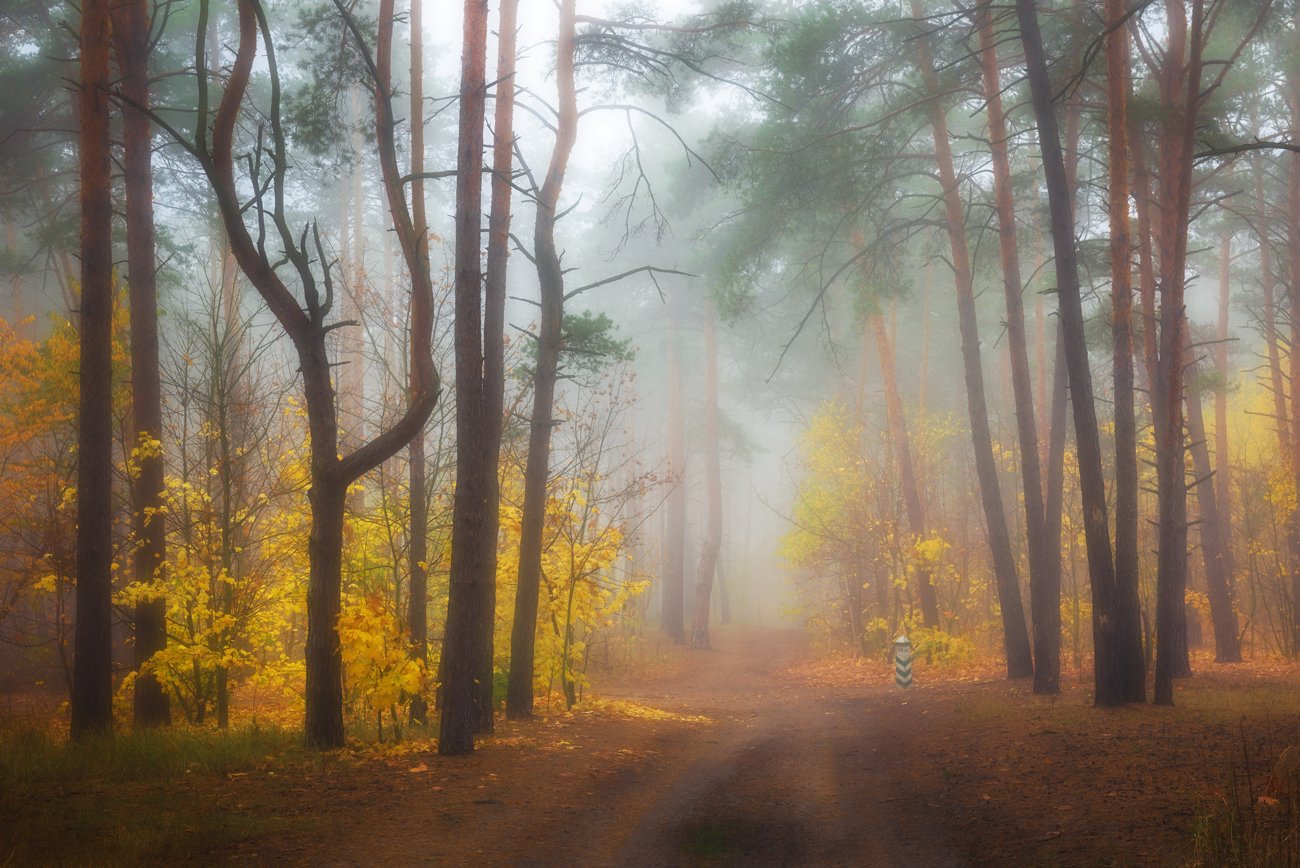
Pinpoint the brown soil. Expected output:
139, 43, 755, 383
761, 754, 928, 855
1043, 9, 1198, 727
8, 626, 1300, 866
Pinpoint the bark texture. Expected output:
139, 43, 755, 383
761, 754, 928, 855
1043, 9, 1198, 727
199, 0, 439, 748
1016, 0, 1127, 705
407, 0, 429, 728
440, 0, 492, 752
911, 3, 1031, 677
72, 0, 115, 740
1104, 0, 1146, 703
690, 312, 723, 649
976, 5, 1049, 689
113, 0, 171, 728
869, 313, 939, 627
507, 0, 576, 719
661, 303, 687, 643
1185, 351, 1242, 662
1152, 0, 1203, 706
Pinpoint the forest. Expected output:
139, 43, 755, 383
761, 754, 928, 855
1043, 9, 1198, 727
4, 0, 1300, 863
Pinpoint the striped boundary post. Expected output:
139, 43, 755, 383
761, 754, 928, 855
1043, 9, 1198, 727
894, 634, 912, 688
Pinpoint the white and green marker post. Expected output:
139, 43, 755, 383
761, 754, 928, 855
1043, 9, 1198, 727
894, 634, 912, 688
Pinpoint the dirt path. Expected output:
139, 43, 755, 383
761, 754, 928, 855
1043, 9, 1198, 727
594, 628, 964, 867
238, 627, 966, 867
209, 627, 946, 866
11, 625, 1300, 864
205, 625, 1300, 866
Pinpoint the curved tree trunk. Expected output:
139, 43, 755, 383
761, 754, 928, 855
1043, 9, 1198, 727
72, 0, 115, 740
199, 0, 440, 748
911, 2, 1031, 677
505, 0, 577, 720
406, 0, 430, 728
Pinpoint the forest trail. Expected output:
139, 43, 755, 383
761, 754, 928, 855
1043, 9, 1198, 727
220, 626, 1295, 867
236, 626, 966, 867
595, 627, 966, 867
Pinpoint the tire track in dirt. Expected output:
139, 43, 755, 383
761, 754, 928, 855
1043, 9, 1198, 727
578, 627, 966, 867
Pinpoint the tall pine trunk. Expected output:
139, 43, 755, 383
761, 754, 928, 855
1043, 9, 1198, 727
72, 0, 115, 740
911, 2, 1031, 677
1255, 163, 1290, 456
1152, 0, 1203, 705
661, 302, 688, 643
1016, 0, 1128, 705
1214, 233, 1231, 542
1104, 0, 1146, 703
690, 311, 723, 649
487, 0, 520, 718
869, 313, 939, 626
112, 0, 171, 728
1185, 351, 1242, 661
440, 0, 491, 752
976, 4, 1048, 688
1288, 71, 1300, 657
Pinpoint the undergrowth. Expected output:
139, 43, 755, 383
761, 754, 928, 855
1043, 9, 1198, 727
0, 721, 303, 786
1192, 743, 1300, 866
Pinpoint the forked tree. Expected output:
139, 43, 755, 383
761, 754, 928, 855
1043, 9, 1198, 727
149, 0, 440, 748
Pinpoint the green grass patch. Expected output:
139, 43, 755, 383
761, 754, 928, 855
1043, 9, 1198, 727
0, 723, 318, 865
0, 722, 305, 787
683, 822, 732, 858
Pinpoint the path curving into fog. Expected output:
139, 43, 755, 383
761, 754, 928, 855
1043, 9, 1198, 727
586, 627, 965, 867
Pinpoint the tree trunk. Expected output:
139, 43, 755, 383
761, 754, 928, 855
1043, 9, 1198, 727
869, 313, 938, 627
112, 0, 170, 728
1152, 0, 1203, 705
1288, 70, 1300, 657
661, 302, 688, 643
72, 0, 115, 740
440, 0, 492, 752
1040, 324, 1068, 690
1185, 351, 1242, 662
406, 0, 430, 728
1104, 0, 1146, 703
303, 431, 347, 747
911, 3, 1031, 677
717, 555, 732, 625
199, 0, 440, 748
690, 312, 723, 649
1215, 232, 1231, 536
1255, 163, 1289, 456
505, 0, 576, 720
976, 5, 1048, 687
481, 0, 517, 723
1016, 0, 1127, 705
